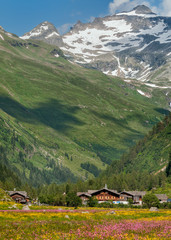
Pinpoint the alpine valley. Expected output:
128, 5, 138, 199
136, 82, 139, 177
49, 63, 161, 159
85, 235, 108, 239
0, 5, 171, 187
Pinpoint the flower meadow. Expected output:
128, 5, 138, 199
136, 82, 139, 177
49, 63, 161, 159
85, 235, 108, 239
0, 208, 170, 239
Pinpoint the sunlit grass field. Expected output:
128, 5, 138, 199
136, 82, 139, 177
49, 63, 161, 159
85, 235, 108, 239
0, 207, 170, 239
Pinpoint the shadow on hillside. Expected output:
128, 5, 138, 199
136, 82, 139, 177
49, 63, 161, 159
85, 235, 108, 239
91, 110, 142, 134
154, 108, 170, 116
0, 96, 83, 132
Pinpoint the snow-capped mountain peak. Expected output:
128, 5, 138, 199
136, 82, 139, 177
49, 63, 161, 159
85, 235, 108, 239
133, 5, 154, 14
117, 5, 157, 17
20, 5, 171, 87
20, 21, 64, 47
60, 5, 170, 83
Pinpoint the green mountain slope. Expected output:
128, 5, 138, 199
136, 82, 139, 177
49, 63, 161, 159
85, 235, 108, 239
0, 31, 169, 185
105, 113, 171, 175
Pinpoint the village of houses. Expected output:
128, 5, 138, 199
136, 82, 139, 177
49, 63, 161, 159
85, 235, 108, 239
7, 184, 169, 207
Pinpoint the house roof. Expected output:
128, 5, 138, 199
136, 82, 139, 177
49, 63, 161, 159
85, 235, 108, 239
77, 192, 91, 197
155, 194, 168, 201
77, 187, 119, 198
8, 191, 28, 198
120, 191, 146, 196
90, 187, 120, 197
87, 190, 98, 194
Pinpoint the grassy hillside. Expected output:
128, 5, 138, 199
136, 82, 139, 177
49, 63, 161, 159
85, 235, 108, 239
105, 113, 171, 175
0, 31, 169, 185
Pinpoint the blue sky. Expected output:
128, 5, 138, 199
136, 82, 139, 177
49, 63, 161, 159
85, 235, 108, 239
0, 0, 170, 36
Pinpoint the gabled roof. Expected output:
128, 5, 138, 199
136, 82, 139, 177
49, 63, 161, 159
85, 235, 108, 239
87, 190, 98, 194
77, 192, 91, 197
120, 191, 146, 196
155, 194, 168, 201
8, 191, 28, 198
90, 187, 120, 197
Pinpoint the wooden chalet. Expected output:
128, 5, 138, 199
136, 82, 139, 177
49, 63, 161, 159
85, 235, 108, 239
90, 187, 121, 202
120, 191, 146, 205
77, 185, 127, 204
8, 191, 29, 204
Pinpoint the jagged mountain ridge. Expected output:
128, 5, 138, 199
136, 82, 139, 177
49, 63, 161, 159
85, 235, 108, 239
20, 5, 171, 89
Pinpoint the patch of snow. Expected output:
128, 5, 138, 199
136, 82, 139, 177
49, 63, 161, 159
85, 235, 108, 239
45, 31, 59, 39
140, 21, 165, 35
103, 19, 132, 32
138, 20, 171, 45
6, 33, 12, 37
138, 65, 152, 81
0, 34, 4, 40
157, 30, 171, 44
145, 83, 171, 89
41, 25, 49, 31
62, 25, 142, 57
83, 52, 98, 57
84, 57, 92, 63
137, 89, 150, 98
113, 55, 139, 78
21, 31, 42, 39
117, 10, 157, 18
111, 69, 118, 76
124, 79, 131, 82
103, 70, 110, 75
20, 35, 29, 40
75, 60, 86, 64
167, 52, 171, 56
20, 25, 49, 40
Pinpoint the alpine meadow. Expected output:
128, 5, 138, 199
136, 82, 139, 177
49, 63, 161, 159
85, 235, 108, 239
0, 3, 171, 239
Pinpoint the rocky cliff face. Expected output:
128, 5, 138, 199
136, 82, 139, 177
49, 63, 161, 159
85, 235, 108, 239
20, 6, 171, 88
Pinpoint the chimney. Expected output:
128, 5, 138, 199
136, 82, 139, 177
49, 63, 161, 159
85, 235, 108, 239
105, 184, 108, 189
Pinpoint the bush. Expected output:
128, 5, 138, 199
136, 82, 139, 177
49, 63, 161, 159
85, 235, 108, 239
142, 193, 160, 208
87, 197, 98, 207
66, 192, 82, 208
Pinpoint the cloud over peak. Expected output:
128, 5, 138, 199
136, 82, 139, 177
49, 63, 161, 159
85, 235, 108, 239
108, 0, 171, 16
161, 0, 171, 16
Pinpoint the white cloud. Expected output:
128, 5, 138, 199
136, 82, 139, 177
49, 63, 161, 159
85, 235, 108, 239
108, 0, 158, 15
58, 23, 74, 35
161, 0, 171, 16
109, 0, 129, 15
